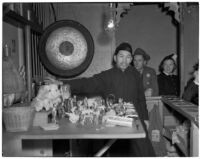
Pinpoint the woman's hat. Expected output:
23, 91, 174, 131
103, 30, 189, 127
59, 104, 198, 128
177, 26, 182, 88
133, 48, 150, 61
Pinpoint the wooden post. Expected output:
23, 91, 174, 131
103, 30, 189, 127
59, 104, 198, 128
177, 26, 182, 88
179, 3, 185, 95
25, 10, 32, 101
190, 122, 199, 156
18, 28, 24, 68
110, 30, 116, 68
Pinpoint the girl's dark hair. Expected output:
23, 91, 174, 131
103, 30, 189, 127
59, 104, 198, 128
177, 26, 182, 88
114, 42, 132, 56
193, 62, 199, 71
159, 56, 176, 73
189, 62, 198, 76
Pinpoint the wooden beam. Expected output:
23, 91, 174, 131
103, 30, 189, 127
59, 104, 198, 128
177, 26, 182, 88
179, 3, 185, 95
25, 10, 32, 101
3, 10, 43, 34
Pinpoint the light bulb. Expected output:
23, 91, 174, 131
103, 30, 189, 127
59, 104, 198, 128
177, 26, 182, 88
105, 15, 116, 31
107, 19, 115, 28
104, 2, 117, 32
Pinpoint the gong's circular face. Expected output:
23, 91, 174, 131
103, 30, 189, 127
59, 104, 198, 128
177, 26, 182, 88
39, 20, 94, 77
46, 27, 88, 70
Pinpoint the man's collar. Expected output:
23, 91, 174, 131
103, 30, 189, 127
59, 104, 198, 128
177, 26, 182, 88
139, 69, 143, 74
114, 65, 131, 72
136, 67, 144, 74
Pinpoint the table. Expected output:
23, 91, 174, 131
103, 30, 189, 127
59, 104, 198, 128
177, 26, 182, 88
2, 118, 146, 157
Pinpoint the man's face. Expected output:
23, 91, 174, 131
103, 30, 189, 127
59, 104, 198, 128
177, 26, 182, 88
133, 55, 145, 71
114, 50, 132, 71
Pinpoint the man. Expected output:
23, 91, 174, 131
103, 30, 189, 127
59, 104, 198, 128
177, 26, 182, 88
133, 48, 158, 96
46, 42, 155, 157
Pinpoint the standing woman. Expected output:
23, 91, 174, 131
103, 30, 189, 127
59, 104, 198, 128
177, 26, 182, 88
157, 56, 179, 96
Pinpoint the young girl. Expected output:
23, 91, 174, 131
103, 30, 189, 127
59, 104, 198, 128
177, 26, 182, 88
157, 56, 179, 96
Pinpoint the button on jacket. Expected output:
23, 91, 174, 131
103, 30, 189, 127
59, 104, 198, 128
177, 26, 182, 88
141, 66, 158, 96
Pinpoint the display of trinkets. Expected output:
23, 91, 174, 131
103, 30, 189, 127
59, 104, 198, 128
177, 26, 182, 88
32, 84, 139, 127
64, 95, 138, 127
31, 83, 71, 124
65, 96, 106, 127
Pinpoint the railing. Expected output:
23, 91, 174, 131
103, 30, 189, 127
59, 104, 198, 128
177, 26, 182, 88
31, 3, 57, 82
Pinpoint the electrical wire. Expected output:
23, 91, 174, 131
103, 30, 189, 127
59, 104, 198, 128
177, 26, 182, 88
50, 3, 57, 22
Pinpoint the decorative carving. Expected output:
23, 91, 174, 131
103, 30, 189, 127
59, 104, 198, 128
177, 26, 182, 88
163, 2, 180, 23
104, 2, 133, 31
113, 3, 133, 26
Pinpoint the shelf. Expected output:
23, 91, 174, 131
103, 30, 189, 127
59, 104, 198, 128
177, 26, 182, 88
3, 10, 43, 34
162, 97, 199, 127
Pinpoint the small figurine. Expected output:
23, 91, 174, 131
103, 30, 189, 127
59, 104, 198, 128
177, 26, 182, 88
73, 95, 77, 106
70, 98, 74, 108
60, 84, 71, 100
84, 97, 88, 108
77, 100, 83, 108
106, 94, 115, 108
118, 98, 123, 106
52, 105, 57, 123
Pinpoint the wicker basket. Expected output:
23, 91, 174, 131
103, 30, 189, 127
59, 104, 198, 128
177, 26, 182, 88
3, 103, 35, 132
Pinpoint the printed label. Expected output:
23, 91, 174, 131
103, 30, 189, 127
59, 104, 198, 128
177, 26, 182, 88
152, 129, 160, 142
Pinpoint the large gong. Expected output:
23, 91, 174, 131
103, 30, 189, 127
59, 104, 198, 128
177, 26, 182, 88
39, 20, 94, 77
